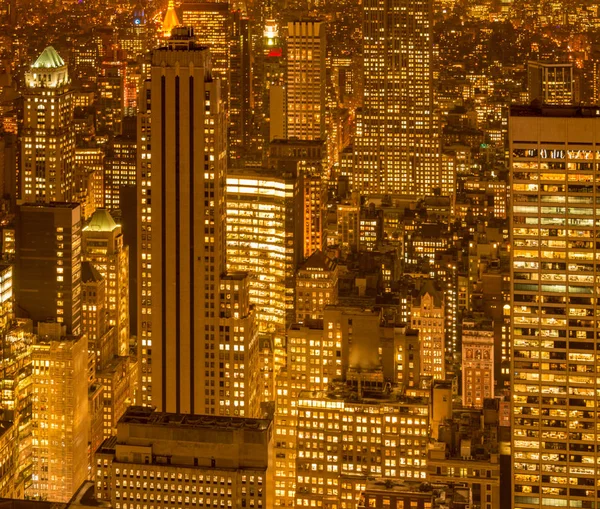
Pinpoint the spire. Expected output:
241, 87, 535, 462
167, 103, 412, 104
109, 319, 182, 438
162, 0, 180, 38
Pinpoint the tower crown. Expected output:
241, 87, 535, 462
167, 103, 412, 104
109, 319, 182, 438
26, 46, 69, 88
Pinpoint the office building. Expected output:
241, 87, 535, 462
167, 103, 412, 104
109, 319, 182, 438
0, 319, 36, 498
411, 280, 445, 380
95, 406, 273, 507
286, 21, 326, 141
82, 209, 129, 356
142, 28, 259, 416
181, 1, 230, 102
461, 317, 494, 408
295, 387, 429, 508
354, 0, 439, 196
16, 203, 82, 336
21, 46, 74, 202
30, 332, 89, 503
295, 250, 338, 322
226, 167, 303, 335
527, 61, 574, 105
81, 261, 107, 381
510, 104, 600, 507
96, 53, 126, 136
104, 134, 137, 211
229, 10, 252, 165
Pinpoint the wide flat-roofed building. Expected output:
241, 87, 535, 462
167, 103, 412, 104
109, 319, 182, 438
95, 406, 273, 508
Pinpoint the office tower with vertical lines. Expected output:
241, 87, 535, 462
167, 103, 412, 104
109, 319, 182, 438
510, 104, 600, 508
21, 46, 74, 202
286, 21, 326, 141
354, 0, 439, 197
141, 28, 259, 416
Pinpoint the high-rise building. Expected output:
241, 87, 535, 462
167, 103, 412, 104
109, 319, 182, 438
229, 10, 253, 165
295, 250, 338, 322
510, 104, 600, 507
226, 167, 303, 335
95, 406, 273, 507
0, 319, 35, 499
96, 52, 126, 136
104, 134, 137, 210
30, 331, 89, 503
16, 203, 82, 336
461, 316, 494, 409
527, 61, 574, 105
181, 1, 230, 105
21, 47, 74, 203
142, 28, 258, 416
411, 280, 445, 380
354, 0, 439, 196
82, 209, 129, 356
286, 21, 326, 141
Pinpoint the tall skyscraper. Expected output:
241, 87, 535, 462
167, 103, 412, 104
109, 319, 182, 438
15, 203, 82, 336
354, 0, 439, 197
226, 167, 303, 335
141, 28, 258, 416
30, 329, 88, 503
21, 47, 74, 202
82, 209, 129, 356
510, 104, 600, 507
181, 1, 230, 103
286, 21, 326, 141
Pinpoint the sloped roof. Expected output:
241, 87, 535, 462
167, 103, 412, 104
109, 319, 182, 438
85, 209, 118, 232
299, 250, 336, 272
81, 261, 103, 284
32, 46, 65, 69
162, 0, 180, 36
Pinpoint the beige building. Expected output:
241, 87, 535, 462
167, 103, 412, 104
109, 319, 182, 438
21, 46, 74, 202
140, 28, 258, 416
461, 317, 494, 408
95, 406, 273, 508
295, 251, 338, 323
31, 331, 89, 502
510, 105, 600, 508
82, 209, 129, 356
286, 21, 326, 141
354, 0, 439, 197
411, 280, 446, 380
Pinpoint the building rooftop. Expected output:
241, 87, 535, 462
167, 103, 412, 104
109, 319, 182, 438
298, 250, 337, 272
511, 104, 600, 118
81, 261, 103, 284
84, 209, 118, 232
32, 46, 65, 69
119, 406, 271, 432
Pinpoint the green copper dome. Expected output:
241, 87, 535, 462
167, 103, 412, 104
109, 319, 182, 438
32, 46, 65, 69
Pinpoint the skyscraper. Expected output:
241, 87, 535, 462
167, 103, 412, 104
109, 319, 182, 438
286, 20, 326, 141
82, 209, 129, 356
21, 47, 74, 202
30, 330, 88, 502
142, 28, 258, 416
510, 104, 600, 507
354, 0, 439, 197
16, 203, 82, 336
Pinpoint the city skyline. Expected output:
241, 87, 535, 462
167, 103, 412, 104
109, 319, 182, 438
1, 0, 600, 508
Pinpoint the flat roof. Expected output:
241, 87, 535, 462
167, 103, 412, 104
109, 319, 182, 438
120, 406, 271, 432
510, 104, 600, 118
